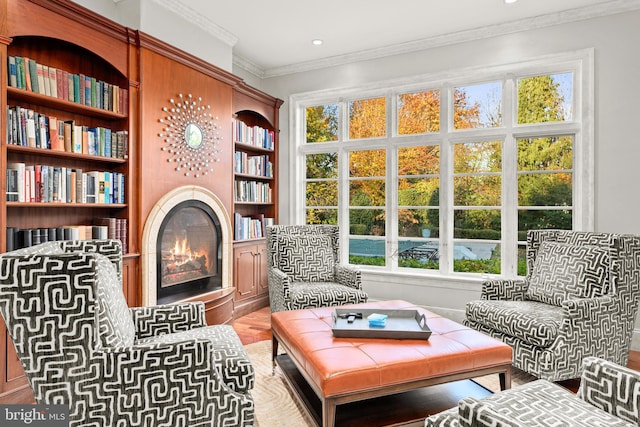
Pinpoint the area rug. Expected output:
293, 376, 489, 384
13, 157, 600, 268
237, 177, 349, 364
244, 340, 537, 426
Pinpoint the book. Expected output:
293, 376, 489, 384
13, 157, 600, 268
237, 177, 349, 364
8, 56, 17, 88
6, 162, 26, 202
72, 124, 83, 153
25, 109, 37, 147
49, 117, 62, 151
27, 58, 39, 93
6, 169, 19, 202
36, 63, 47, 96
63, 120, 73, 152
48, 66, 58, 98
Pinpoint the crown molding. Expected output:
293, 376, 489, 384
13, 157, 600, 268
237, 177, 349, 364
232, 55, 266, 80
236, 0, 640, 79
150, 0, 238, 47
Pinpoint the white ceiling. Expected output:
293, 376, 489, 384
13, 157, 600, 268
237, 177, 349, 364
163, 0, 640, 77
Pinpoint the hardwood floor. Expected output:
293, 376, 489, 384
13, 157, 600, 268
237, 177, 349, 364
232, 306, 273, 344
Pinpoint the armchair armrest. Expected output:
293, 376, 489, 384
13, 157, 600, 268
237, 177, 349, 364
335, 264, 362, 289
578, 356, 640, 424
268, 267, 291, 312
481, 279, 529, 301
130, 302, 207, 339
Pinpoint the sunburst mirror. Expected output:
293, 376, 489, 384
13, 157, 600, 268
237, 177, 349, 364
159, 93, 222, 177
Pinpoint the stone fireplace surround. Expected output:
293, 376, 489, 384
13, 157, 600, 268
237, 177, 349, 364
141, 185, 233, 306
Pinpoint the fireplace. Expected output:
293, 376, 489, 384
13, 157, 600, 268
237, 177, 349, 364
141, 186, 233, 306
156, 200, 222, 304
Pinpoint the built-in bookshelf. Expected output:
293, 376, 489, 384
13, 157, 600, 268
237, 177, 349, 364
231, 86, 282, 316
232, 117, 277, 241
3, 35, 131, 255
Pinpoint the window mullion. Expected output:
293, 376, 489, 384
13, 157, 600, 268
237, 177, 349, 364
502, 76, 518, 277
440, 86, 453, 274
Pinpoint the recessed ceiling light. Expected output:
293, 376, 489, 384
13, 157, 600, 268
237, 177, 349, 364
312, 39, 323, 46
504, 0, 518, 3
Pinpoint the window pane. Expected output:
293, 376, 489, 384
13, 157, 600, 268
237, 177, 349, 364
398, 239, 439, 270
349, 237, 385, 266
306, 208, 337, 225
398, 178, 439, 207
453, 242, 501, 274
398, 146, 439, 175
518, 173, 572, 206
454, 141, 502, 174
398, 90, 440, 134
350, 180, 385, 206
349, 97, 386, 139
398, 208, 439, 238
517, 243, 527, 276
453, 82, 502, 130
350, 149, 386, 177
306, 181, 337, 206
518, 209, 572, 232
454, 176, 501, 206
306, 152, 338, 178
306, 104, 338, 143
453, 209, 501, 240
517, 72, 573, 124
517, 136, 573, 171
349, 209, 385, 236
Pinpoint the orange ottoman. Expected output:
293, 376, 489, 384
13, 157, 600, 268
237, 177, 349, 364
271, 299, 512, 427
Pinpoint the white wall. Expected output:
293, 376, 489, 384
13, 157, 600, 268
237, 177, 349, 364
73, 0, 233, 71
256, 11, 640, 348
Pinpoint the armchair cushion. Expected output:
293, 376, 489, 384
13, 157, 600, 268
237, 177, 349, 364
288, 281, 369, 311
276, 234, 335, 282
465, 300, 563, 348
526, 241, 611, 306
94, 253, 135, 348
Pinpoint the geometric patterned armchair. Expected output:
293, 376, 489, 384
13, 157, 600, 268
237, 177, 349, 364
265, 225, 368, 312
0, 239, 254, 426
425, 356, 640, 426
465, 230, 640, 382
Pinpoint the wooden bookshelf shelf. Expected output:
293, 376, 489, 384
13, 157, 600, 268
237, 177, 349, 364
8, 87, 127, 120
6, 145, 127, 163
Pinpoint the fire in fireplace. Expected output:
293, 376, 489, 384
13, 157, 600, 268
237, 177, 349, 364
156, 200, 222, 304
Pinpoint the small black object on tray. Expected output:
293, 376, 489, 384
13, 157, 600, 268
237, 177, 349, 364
331, 308, 431, 340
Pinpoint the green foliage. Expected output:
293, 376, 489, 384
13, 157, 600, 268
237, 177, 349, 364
454, 258, 500, 274
349, 255, 385, 266
306, 105, 338, 142
517, 75, 566, 124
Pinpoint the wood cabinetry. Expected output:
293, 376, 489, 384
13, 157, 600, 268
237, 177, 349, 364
232, 83, 283, 318
234, 240, 268, 300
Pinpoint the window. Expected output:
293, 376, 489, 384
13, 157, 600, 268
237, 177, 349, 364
294, 51, 592, 278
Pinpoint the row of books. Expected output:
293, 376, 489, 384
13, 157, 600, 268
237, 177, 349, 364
233, 119, 275, 150
234, 213, 275, 241
234, 152, 273, 177
6, 163, 125, 205
7, 105, 128, 159
8, 56, 128, 114
6, 218, 127, 253
234, 180, 272, 203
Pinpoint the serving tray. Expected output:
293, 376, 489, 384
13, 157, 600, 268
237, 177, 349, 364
331, 308, 431, 340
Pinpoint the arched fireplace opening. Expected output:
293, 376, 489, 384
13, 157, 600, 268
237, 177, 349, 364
156, 200, 223, 304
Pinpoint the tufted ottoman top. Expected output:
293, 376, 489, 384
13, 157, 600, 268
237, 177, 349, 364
271, 299, 512, 397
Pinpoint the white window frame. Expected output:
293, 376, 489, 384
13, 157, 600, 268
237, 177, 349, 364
289, 49, 594, 279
